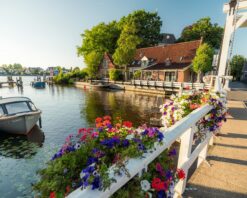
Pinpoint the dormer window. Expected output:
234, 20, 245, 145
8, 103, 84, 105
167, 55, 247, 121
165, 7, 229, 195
180, 56, 183, 61
165, 58, 171, 66
141, 56, 149, 67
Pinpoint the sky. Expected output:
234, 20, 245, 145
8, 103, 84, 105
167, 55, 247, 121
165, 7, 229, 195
0, 0, 246, 69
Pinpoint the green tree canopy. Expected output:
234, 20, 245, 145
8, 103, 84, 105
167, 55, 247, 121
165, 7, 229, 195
113, 21, 141, 67
230, 55, 246, 80
178, 17, 223, 49
77, 10, 162, 78
192, 43, 214, 82
118, 10, 162, 48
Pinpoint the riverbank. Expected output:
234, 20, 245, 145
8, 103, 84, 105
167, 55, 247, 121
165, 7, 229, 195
74, 80, 211, 96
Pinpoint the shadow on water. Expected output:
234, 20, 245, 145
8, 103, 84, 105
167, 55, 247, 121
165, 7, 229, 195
0, 125, 45, 159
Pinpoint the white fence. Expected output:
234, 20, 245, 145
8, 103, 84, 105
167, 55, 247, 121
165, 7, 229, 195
90, 79, 211, 91
68, 104, 214, 198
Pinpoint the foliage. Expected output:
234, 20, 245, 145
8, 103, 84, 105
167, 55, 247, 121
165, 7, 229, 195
133, 70, 141, 79
84, 51, 102, 78
53, 68, 88, 84
109, 68, 122, 81
177, 17, 223, 49
77, 10, 162, 79
192, 43, 214, 82
34, 91, 227, 197
112, 149, 184, 198
160, 91, 227, 140
34, 116, 165, 197
118, 10, 162, 48
230, 55, 246, 80
113, 21, 141, 67
1, 63, 24, 75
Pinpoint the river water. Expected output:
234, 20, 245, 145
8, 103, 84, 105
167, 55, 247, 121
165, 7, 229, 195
0, 76, 165, 198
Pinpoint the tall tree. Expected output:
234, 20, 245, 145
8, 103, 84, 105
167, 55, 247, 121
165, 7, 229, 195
84, 51, 102, 78
230, 55, 246, 81
178, 17, 223, 49
118, 10, 162, 48
192, 43, 214, 82
113, 21, 141, 80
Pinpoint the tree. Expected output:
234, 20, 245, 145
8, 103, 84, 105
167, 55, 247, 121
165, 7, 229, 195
113, 21, 141, 80
109, 68, 122, 81
192, 43, 214, 82
118, 10, 162, 48
84, 51, 102, 78
230, 55, 246, 81
178, 17, 223, 49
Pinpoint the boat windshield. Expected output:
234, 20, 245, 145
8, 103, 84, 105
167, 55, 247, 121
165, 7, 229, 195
0, 106, 4, 116
5, 102, 31, 115
29, 102, 37, 111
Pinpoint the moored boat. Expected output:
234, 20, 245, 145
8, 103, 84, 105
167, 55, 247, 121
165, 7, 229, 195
0, 97, 42, 135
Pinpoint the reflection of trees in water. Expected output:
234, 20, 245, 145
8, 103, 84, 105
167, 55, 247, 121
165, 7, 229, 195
82, 90, 165, 127
0, 125, 45, 159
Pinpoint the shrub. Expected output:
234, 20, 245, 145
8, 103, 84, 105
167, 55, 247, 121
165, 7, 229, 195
109, 68, 122, 81
133, 70, 141, 79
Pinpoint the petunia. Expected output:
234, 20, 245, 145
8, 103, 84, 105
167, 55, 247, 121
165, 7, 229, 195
140, 180, 151, 192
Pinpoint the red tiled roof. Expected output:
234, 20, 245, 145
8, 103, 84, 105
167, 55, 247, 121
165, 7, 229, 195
134, 40, 201, 65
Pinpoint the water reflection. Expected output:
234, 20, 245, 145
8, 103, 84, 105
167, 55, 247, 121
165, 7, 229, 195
0, 126, 45, 159
82, 90, 165, 126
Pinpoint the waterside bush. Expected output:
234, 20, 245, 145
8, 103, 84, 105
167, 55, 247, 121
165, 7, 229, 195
53, 69, 88, 84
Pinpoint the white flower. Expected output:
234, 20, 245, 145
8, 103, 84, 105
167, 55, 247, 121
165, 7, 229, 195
74, 143, 81, 150
140, 180, 151, 192
126, 134, 134, 140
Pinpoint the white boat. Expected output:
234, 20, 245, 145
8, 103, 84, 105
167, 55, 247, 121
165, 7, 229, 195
0, 97, 42, 135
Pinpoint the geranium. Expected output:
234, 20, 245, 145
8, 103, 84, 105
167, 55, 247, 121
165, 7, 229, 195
49, 192, 56, 198
95, 117, 103, 123
151, 178, 166, 191
103, 115, 111, 120
123, 121, 133, 128
176, 169, 185, 180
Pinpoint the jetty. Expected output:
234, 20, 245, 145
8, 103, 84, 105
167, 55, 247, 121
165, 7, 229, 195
0, 76, 23, 88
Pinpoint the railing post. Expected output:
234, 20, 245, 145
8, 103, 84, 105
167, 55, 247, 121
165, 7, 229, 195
197, 141, 209, 168
174, 126, 194, 197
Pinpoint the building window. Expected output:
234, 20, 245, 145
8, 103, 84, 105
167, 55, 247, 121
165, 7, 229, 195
103, 59, 108, 69
165, 72, 176, 82
141, 60, 149, 67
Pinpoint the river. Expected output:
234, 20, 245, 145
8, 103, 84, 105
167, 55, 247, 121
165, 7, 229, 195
0, 76, 165, 197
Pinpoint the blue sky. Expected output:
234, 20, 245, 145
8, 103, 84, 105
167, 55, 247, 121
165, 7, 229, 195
0, 0, 246, 68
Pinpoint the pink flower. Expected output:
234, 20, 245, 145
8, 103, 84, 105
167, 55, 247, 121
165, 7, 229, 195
91, 132, 99, 138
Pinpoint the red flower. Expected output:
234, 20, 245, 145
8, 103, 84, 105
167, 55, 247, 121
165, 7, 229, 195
103, 120, 111, 126
66, 185, 70, 194
151, 178, 166, 191
123, 121, 133, 128
95, 117, 103, 123
50, 192, 56, 198
189, 103, 200, 110
177, 169, 186, 180
103, 115, 111, 120
185, 86, 190, 90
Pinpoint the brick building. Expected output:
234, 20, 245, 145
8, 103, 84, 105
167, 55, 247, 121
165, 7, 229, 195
98, 39, 202, 82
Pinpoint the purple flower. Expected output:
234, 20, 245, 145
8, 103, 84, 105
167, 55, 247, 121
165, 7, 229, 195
91, 176, 101, 190
165, 170, 172, 179
138, 143, 146, 151
107, 124, 113, 129
122, 139, 130, 147
157, 190, 167, 198
157, 131, 164, 142
168, 149, 176, 156
82, 165, 95, 174
86, 157, 98, 166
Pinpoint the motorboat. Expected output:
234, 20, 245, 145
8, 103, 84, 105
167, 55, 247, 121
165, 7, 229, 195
0, 97, 42, 135
31, 76, 46, 89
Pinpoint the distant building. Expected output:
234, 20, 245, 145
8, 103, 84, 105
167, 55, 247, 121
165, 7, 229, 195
98, 40, 202, 82
158, 33, 176, 45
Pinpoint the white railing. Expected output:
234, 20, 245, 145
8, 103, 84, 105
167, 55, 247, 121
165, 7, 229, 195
68, 104, 215, 198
